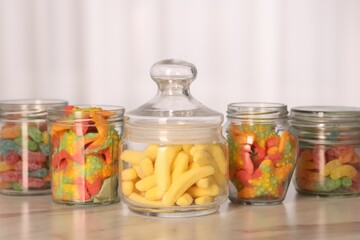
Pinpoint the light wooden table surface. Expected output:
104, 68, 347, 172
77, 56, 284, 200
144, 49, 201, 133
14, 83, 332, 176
0, 186, 359, 240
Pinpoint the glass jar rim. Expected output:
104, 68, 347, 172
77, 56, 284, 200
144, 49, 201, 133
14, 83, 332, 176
290, 106, 360, 145
290, 106, 360, 123
226, 102, 288, 119
0, 98, 68, 119
47, 104, 125, 124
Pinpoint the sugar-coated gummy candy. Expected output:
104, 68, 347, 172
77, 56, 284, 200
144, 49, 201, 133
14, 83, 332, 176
227, 123, 296, 202
330, 165, 358, 180
316, 178, 341, 192
0, 162, 12, 172
295, 145, 360, 195
13, 160, 44, 171
28, 151, 47, 163
341, 177, 352, 187
20, 177, 47, 188
0, 125, 21, 139
14, 137, 38, 151
29, 168, 48, 178
0, 139, 21, 156
0, 171, 21, 182
3, 151, 20, 165
12, 182, 22, 191
51, 106, 120, 204
39, 143, 49, 156
28, 126, 43, 143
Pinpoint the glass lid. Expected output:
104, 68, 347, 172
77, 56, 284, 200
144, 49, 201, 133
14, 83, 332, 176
290, 106, 360, 124
125, 59, 223, 128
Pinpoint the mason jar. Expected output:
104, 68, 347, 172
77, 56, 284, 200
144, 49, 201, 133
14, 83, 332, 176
224, 102, 297, 205
290, 106, 360, 197
120, 59, 228, 217
47, 105, 125, 205
0, 99, 68, 195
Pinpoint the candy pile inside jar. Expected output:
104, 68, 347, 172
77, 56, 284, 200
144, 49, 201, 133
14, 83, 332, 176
0, 99, 68, 195
0, 122, 50, 192
228, 122, 297, 202
296, 145, 360, 194
50, 106, 122, 204
290, 106, 360, 196
121, 143, 227, 207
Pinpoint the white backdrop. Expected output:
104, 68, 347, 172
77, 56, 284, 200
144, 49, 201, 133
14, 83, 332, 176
0, 0, 360, 116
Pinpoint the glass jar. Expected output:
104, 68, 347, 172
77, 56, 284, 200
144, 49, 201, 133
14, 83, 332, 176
47, 105, 125, 205
224, 102, 297, 205
290, 106, 360, 197
121, 59, 228, 217
0, 99, 68, 195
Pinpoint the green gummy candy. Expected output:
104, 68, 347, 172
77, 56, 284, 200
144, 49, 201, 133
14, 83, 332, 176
28, 126, 42, 143
322, 178, 341, 191
12, 182, 22, 191
85, 155, 105, 178
28, 140, 38, 151
341, 177, 352, 188
93, 174, 119, 203
14, 137, 38, 151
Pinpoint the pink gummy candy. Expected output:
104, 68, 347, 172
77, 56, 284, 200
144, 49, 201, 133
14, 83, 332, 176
0, 171, 21, 182
3, 151, 20, 165
13, 161, 44, 171
20, 177, 47, 188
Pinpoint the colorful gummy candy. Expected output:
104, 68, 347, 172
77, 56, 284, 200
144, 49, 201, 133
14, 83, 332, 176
50, 106, 120, 204
295, 145, 360, 195
227, 123, 297, 203
0, 122, 50, 193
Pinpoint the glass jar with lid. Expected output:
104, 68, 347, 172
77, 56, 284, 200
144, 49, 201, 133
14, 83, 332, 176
0, 99, 68, 195
47, 105, 125, 205
224, 102, 297, 205
120, 59, 228, 217
290, 106, 360, 197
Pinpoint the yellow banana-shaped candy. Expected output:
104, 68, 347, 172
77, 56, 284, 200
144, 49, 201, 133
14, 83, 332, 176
162, 165, 215, 205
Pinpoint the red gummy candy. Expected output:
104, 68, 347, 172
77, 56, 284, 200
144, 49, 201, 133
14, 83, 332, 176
28, 151, 47, 163
0, 171, 21, 182
13, 161, 44, 171
52, 150, 84, 167
4, 151, 20, 165
265, 136, 280, 148
241, 151, 254, 174
20, 178, 47, 188
267, 152, 283, 165
236, 167, 263, 187
86, 177, 103, 196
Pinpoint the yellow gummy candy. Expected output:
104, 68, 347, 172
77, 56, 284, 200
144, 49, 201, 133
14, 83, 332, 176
330, 165, 358, 180
135, 175, 156, 192
195, 196, 213, 205
137, 157, 154, 179
321, 159, 342, 176
0, 162, 12, 172
121, 168, 138, 181
122, 181, 134, 196
176, 193, 193, 206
